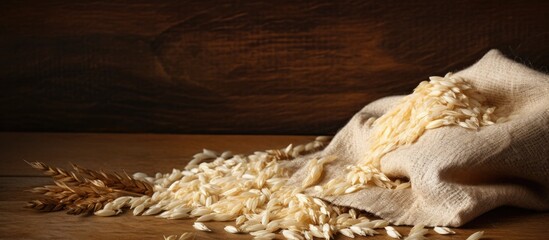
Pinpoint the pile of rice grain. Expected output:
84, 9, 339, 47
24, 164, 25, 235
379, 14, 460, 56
321, 73, 500, 195
98, 73, 494, 240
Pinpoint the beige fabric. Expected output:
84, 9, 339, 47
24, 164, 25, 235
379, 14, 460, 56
284, 50, 549, 227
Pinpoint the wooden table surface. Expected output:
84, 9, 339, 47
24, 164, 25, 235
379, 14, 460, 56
1, 132, 548, 239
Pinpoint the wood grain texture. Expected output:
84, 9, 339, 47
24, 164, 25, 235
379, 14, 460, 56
0, 1, 548, 134
1, 133, 549, 239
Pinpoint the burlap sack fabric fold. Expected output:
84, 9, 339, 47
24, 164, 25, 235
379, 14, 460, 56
284, 50, 549, 227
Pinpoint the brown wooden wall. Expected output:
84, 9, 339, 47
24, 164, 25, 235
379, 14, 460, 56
0, 0, 548, 135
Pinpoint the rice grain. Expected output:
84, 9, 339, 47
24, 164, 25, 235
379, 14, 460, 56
385, 226, 403, 239
466, 231, 484, 240
434, 226, 456, 235
192, 222, 211, 232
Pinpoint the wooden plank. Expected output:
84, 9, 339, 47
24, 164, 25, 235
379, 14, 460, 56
3, 177, 549, 239
0, 1, 548, 134
1, 133, 549, 239
0, 132, 316, 176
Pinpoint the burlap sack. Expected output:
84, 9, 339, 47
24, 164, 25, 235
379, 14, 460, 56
284, 49, 549, 227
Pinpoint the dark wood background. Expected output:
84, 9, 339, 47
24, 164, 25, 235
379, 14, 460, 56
1, 0, 548, 135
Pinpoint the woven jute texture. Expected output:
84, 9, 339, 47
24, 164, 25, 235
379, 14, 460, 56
284, 50, 549, 227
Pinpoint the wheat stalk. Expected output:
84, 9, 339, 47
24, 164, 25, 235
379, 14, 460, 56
26, 161, 153, 215
26, 199, 64, 212
71, 164, 153, 195
26, 160, 83, 185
